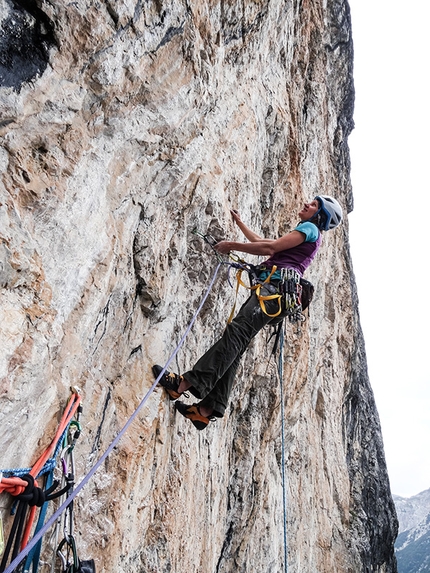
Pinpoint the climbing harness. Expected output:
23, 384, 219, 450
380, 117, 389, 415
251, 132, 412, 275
227, 264, 306, 323
2, 263, 222, 573
226, 264, 280, 322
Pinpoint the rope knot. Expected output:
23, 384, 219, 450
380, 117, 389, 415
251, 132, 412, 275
15, 474, 65, 507
16, 474, 46, 507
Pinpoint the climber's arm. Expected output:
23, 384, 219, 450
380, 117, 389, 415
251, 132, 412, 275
214, 230, 305, 256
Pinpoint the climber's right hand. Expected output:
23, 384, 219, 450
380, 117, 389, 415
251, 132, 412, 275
230, 209, 242, 225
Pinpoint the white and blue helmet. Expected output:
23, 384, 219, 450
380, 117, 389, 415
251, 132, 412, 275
314, 195, 343, 231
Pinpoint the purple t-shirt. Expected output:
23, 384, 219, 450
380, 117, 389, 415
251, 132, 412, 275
262, 221, 321, 276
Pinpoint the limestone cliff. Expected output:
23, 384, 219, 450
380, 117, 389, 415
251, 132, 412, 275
0, 0, 398, 571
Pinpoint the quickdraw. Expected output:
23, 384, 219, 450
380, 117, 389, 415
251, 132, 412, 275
56, 535, 95, 573
51, 405, 96, 573
279, 268, 305, 323
191, 229, 225, 263
191, 228, 250, 267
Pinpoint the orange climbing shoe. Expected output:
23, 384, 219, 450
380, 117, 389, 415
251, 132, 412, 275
175, 402, 214, 431
152, 365, 189, 400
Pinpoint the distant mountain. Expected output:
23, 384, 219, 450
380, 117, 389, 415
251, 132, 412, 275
394, 488, 430, 573
394, 489, 430, 534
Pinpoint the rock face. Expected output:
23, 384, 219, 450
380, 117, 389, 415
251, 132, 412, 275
0, 0, 398, 572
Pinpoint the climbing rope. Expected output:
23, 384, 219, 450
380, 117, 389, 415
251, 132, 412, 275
278, 326, 288, 573
2, 262, 222, 573
0, 392, 81, 573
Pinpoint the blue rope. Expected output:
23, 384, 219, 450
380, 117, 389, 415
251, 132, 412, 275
278, 326, 288, 573
4, 262, 222, 573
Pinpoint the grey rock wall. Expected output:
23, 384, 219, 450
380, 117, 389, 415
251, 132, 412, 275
0, 0, 398, 571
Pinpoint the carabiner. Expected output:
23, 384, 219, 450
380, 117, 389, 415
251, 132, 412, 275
192, 228, 226, 262
57, 535, 79, 572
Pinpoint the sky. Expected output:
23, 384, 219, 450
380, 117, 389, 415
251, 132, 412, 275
347, 0, 430, 497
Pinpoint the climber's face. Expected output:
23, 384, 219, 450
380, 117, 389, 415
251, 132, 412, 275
299, 200, 320, 221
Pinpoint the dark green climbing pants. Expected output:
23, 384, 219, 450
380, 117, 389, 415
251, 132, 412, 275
184, 282, 287, 417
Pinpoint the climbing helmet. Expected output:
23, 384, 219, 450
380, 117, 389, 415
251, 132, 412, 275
314, 195, 343, 231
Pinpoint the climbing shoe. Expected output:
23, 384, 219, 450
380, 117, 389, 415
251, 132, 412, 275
152, 365, 189, 400
175, 402, 215, 431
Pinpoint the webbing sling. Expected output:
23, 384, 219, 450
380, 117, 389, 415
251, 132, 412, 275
227, 265, 283, 323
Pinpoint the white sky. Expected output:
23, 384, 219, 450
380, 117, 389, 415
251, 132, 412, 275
347, 0, 430, 497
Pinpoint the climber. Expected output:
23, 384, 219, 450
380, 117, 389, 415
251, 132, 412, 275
153, 195, 343, 430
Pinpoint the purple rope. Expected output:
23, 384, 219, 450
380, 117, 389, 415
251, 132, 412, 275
4, 262, 221, 573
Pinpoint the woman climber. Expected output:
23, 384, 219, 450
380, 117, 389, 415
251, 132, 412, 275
153, 195, 343, 430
